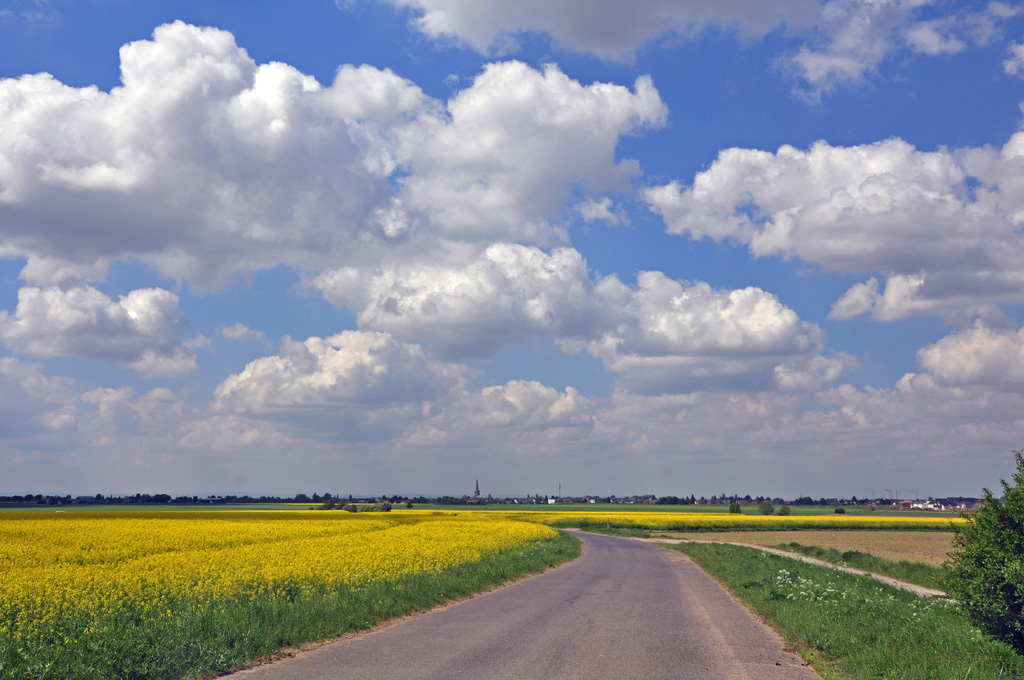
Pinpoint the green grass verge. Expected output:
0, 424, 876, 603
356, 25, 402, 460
576, 526, 651, 538
774, 541, 949, 591
0, 532, 580, 680
670, 542, 1024, 680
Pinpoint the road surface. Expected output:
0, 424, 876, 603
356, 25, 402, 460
227, 531, 821, 679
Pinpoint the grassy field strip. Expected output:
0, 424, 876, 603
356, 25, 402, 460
656, 538, 946, 598
671, 542, 1024, 680
656, 529, 954, 565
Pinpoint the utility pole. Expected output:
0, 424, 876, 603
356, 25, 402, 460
885, 489, 893, 507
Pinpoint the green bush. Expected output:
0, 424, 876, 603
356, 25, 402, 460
728, 502, 741, 514
758, 500, 774, 515
947, 449, 1024, 654
834, 506, 846, 514
777, 504, 790, 516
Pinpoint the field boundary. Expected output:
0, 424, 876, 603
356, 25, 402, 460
645, 537, 947, 598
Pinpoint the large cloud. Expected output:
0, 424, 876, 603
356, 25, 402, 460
316, 243, 839, 393
212, 330, 468, 414
917, 322, 1024, 388
565, 271, 830, 393
410, 379, 595, 445
390, 62, 666, 244
0, 22, 664, 287
647, 134, 1024, 321
0, 24, 417, 286
0, 285, 197, 377
314, 243, 599, 358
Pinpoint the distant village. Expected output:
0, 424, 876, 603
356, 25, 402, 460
0, 482, 980, 511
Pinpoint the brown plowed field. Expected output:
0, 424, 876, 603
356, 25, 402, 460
657, 530, 955, 566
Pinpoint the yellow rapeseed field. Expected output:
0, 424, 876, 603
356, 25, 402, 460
488, 509, 962, 532
0, 511, 555, 644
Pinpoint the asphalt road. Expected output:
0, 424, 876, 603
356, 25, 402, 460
227, 531, 822, 680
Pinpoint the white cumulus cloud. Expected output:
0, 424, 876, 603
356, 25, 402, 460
917, 321, 1024, 388
562, 271, 828, 394
316, 244, 838, 394
212, 330, 469, 414
0, 24, 665, 289
391, 61, 666, 244
647, 134, 1024, 321
314, 243, 599, 358
0, 285, 197, 377
410, 379, 595, 445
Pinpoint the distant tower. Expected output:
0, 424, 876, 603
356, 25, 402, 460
474, 479, 480, 499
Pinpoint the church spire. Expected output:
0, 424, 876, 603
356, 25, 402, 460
474, 479, 480, 498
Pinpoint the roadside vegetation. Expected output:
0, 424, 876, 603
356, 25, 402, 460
947, 449, 1024, 655
0, 513, 579, 680
772, 542, 948, 591
660, 529, 953, 565
575, 525, 651, 538
672, 542, 1024, 680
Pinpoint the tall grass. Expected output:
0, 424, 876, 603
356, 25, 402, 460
672, 542, 1024, 680
0, 532, 579, 680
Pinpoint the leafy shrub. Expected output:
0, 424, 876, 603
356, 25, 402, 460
947, 449, 1024, 654
728, 502, 741, 514
777, 505, 791, 516
758, 500, 774, 516
834, 506, 846, 514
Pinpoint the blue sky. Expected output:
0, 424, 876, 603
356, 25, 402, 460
2, 0, 1023, 499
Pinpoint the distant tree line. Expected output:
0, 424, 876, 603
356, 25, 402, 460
0, 492, 403, 507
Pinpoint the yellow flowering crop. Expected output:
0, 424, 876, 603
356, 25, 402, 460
446, 509, 962, 532
0, 511, 555, 643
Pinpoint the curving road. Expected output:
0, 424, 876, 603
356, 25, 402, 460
227, 531, 821, 680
